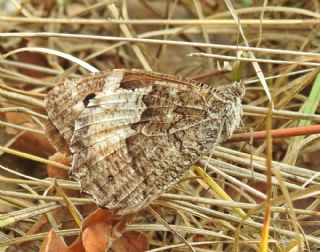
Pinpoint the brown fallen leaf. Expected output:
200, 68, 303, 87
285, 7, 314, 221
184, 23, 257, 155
111, 231, 149, 252
80, 208, 126, 252
10, 130, 55, 157
16, 51, 50, 79
40, 208, 149, 252
40, 230, 71, 252
4, 112, 32, 125
47, 152, 72, 180
82, 222, 112, 252
4, 112, 55, 157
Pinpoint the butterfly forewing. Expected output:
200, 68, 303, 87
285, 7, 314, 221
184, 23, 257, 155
45, 70, 113, 153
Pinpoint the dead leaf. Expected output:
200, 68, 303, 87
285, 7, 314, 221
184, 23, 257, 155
40, 230, 69, 252
111, 231, 149, 252
80, 208, 127, 252
10, 129, 55, 157
47, 152, 72, 179
81, 208, 119, 229
40, 208, 149, 252
82, 223, 112, 252
16, 51, 50, 78
5, 112, 55, 157
4, 112, 32, 124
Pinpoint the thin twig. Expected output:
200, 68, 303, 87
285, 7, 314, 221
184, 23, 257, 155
0, 145, 70, 170
1, 32, 320, 58
1, 17, 320, 26
228, 124, 320, 143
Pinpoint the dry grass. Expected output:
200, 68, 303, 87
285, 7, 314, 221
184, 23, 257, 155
1, 1, 320, 251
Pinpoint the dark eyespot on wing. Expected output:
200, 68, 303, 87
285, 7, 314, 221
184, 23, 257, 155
83, 93, 96, 107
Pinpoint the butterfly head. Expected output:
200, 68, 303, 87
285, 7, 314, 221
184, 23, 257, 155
207, 80, 245, 107
232, 80, 246, 98
221, 81, 245, 138
205, 81, 245, 139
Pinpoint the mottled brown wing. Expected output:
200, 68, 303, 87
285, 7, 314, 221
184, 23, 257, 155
45, 69, 244, 214
66, 69, 243, 214
45, 70, 113, 154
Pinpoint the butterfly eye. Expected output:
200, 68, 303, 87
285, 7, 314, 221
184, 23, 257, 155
83, 93, 96, 107
107, 175, 114, 182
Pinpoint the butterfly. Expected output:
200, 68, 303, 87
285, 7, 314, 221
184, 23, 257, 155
45, 69, 245, 215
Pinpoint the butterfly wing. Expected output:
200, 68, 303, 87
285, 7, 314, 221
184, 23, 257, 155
46, 69, 243, 214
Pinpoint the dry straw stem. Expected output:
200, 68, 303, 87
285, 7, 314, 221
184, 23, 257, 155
243, 105, 320, 122
159, 199, 320, 245
147, 240, 276, 252
0, 176, 79, 191
0, 83, 46, 98
107, 3, 152, 71
188, 52, 320, 67
0, 67, 55, 87
0, 120, 44, 135
1, 5, 320, 25
0, 47, 99, 74
200, 161, 267, 199
0, 202, 63, 228
0, 89, 44, 108
206, 153, 318, 190
0, 228, 80, 247
53, 180, 83, 227
194, 165, 251, 220
0, 145, 70, 170
161, 193, 320, 216
214, 146, 320, 181
259, 103, 272, 252
0, 107, 47, 120
2, 17, 320, 26
1, 223, 241, 248
1, 59, 81, 77
2, 32, 320, 58
0, 189, 93, 204
203, 158, 301, 190
148, 206, 196, 252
